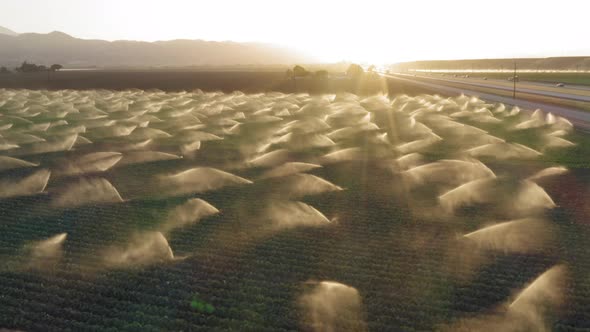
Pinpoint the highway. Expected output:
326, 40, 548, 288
393, 73, 590, 102
381, 72, 590, 132
505, 79, 590, 92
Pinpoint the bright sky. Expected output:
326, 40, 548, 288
1, 0, 589, 64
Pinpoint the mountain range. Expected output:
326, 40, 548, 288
0, 26, 312, 68
0, 26, 18, 36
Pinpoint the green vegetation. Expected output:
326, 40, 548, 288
0, 90, 588, 331
282, 64, 387, 95
292, 65, 309, 77
190, 295, 215, 314
442, 71, 590, 86
50, 64, 63, 72
407, 73, 590, 112
14, 61, 63, 73
346, 63, 364, 79
313, 69, 328, 79
287, 65, 329, 79
393, 56, 590, 83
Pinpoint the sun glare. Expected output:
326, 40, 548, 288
1, 0, 590, 331
1, 0, 588, 63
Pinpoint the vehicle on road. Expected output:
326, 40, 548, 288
508, 75, 519, 82
556, 82, 565, 87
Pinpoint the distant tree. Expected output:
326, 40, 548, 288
50, 64, 63, 72
346, 64, 364, 80
285, 68, 294, 79
314, 70, 329, 79
17, 61, 44, 73
20, 61, 32, 72
0, 66, 10, 74
367, 65, 376, 72
293, 65, 309, 77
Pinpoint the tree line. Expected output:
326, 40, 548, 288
285, 63, 374, 80
0, 61, 62, 74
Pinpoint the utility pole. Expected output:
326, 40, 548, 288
513, 60, 517, 99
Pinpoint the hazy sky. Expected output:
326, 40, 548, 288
1, 0, 589, 63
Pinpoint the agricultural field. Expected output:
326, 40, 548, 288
0, 88, 589, 331
429, 71, 590, 87
0, 69, 404, 97
0, 70, 288, 92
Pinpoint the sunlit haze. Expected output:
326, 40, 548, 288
1, 0, 589, 63
1, 1, 590, 330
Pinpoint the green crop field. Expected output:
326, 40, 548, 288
0, 89, 589, 331
430, 71, 590, 86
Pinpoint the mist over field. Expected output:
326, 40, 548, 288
0, 86, 588, 331
2, 0, 590, 329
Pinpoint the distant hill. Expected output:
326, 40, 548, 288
0, 26, 18, 36
0, 30, 313, 68
392, 57, 590, 72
